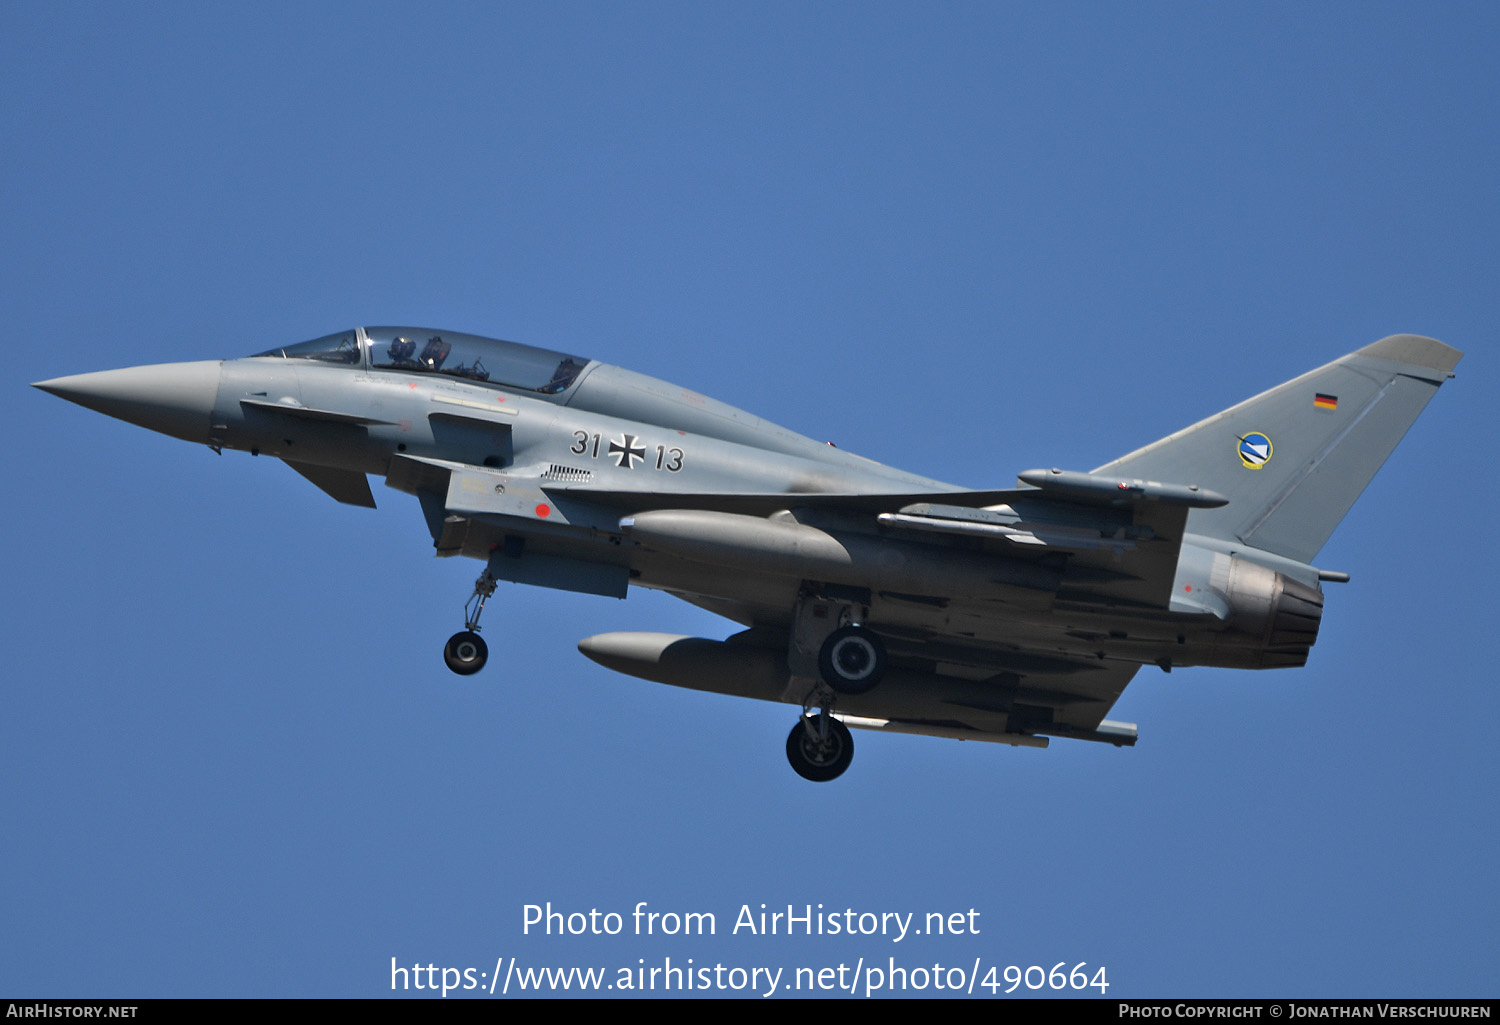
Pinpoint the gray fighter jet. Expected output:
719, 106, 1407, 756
34, 329, 1461, 780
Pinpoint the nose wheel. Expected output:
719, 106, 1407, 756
444, 631, 488, 675
444, 571, 496, 675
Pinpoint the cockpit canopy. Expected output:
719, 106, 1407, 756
253, 327, 590, 394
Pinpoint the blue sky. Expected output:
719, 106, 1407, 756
4, 2, 1496, 998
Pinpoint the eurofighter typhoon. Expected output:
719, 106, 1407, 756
34, 329, 1460, 780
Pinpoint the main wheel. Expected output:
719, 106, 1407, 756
444, 631, 488, 675
818, 626, 887, 694
786, 714, 854, 782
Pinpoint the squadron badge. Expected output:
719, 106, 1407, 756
1238, 432, 1273, 469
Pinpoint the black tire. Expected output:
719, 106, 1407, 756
786, 714, 854, 782
443, 631, 488, 675
817, 626, 887, 694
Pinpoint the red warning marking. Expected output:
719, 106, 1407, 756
408, 382, 417, 389
535, 504, 551, 518
1184, 584, 1193, 591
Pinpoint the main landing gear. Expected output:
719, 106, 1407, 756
785, 627, 882, 782
786, 701, 854, 783
444, 570, 495, 675
785, 627, 886, 782
782, 593, 889, 781
817, 625, 887, 694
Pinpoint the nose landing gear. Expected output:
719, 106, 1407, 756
444, 570, 496, 675
443, 631, 488, 675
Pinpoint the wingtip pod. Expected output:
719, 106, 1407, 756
1016, 468, 1229, 508
1356, 335, 1463, 379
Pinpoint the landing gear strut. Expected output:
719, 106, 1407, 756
785, 683, 854, 782
444, 571, 495, 675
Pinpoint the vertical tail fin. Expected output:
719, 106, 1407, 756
1092, 335, 1462, 564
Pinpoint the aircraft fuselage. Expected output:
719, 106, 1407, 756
35, 326, 1460, 779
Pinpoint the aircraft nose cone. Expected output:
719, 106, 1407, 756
33, 361, 222, 444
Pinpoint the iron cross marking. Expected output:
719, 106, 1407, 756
608, 433, 645, 469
